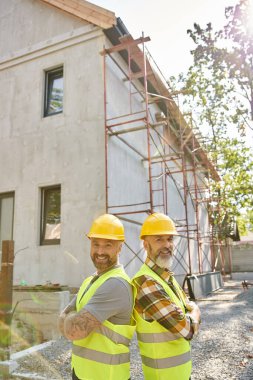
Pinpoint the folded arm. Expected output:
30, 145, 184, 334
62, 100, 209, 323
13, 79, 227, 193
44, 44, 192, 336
58, 294, 101, 340
63, 309, 101, 340
134, 276, 200, 340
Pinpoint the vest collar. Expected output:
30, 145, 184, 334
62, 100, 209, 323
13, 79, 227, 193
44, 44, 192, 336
145, 257, 174, 283
94, 264, 123, 277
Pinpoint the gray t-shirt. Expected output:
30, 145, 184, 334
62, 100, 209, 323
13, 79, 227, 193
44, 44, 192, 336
84, 277, 133, 325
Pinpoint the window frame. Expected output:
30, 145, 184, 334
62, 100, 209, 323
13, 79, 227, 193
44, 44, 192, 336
43, 66, 64, 117
40, 185, 61, 246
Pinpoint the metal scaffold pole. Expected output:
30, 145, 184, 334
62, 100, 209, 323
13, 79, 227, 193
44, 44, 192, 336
100, 27, 221, 276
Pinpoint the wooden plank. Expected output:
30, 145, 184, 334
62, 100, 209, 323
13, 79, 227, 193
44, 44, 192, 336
69, 0, 115, 18
61, 0, 115, 21
182, 130, 194, 147
0, 240, 14, 361
0, 241, 14, 307
100, 36, 151, 55
123, 70, 153, 81
41, 0, 116, 29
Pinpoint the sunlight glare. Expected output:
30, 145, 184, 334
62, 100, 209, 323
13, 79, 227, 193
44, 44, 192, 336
246, 0, 253, 36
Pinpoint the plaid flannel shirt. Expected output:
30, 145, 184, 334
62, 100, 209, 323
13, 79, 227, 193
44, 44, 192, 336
133, 257, 194, 340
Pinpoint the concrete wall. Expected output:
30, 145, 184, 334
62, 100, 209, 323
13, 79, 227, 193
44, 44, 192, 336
214, 242, 253, 277
0, 0, 107, 286
232, 272, 253, 281
163, 161, 211, 276
231, 243, 253, 272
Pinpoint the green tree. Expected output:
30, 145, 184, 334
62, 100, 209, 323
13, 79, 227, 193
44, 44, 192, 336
169, 0, 253, 240
237, 210, 253, 236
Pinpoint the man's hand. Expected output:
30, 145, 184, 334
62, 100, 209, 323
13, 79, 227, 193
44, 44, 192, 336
58, 295, 77, 337
186, 301, 201, 318
185, 301, 197, 312
186, 301, 201, 335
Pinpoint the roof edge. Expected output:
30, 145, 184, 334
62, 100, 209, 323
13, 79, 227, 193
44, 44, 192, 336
40, 0, 116, 29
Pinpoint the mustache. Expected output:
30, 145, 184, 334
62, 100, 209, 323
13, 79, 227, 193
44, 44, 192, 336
158, 249, 172, 254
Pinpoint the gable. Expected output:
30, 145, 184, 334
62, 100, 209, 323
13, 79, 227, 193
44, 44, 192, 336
0, 0, 114, 58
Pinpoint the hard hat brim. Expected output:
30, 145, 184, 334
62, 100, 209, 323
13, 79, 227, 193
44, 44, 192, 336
140, 231, 179, 239
87, 233, 124, 241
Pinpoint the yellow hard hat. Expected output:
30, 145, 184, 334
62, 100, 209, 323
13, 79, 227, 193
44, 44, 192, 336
140, 212, 178, 239
87, 214, 125, 241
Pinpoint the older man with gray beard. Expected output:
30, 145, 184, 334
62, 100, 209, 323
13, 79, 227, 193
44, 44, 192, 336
132, 212, 201, 380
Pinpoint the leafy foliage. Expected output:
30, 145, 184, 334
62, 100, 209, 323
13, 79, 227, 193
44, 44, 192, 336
169, 0, 253, 240
237, 210, 253, 236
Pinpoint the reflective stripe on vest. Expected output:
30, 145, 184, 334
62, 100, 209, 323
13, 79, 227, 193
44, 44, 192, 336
137, 330, 181, 343
97, 324, 131, 346
73, 344, 130, 365
141, 351, 191, 369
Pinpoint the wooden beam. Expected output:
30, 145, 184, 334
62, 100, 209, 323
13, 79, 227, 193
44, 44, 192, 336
0, 240, 14, 361
123, 70, 153, 81
100, 36, 151, 55
182, 130, 194, 147
41, 0, 116, 29
147, 93, 173, 104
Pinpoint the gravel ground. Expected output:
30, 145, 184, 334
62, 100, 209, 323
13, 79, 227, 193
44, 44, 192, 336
191, 283, 253, 380
7, 281, 253, 380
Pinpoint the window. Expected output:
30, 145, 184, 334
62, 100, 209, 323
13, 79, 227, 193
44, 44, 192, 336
40, 185, 61, 245
0, 192, 14, 258
44, 66, 63, 117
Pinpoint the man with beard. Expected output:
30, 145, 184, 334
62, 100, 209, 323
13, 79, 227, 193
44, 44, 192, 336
58, 214, 135, 380
132, 212, 201, 380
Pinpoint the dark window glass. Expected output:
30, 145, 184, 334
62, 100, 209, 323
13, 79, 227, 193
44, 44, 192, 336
44, 67, 63, 117
0, 192, 14, 259
41, 186, 61, 245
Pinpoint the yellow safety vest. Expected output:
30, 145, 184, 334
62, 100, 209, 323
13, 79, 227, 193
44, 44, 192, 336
72, 267, 136, 380
132, 264, 191, 380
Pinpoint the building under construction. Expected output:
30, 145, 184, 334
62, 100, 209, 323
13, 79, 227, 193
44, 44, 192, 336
0, 0, 223, 290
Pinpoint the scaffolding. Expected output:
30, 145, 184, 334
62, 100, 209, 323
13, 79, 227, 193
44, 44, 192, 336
100, 32, 227, 278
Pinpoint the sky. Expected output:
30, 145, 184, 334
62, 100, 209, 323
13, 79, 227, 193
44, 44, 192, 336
91, 0, 239, 79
